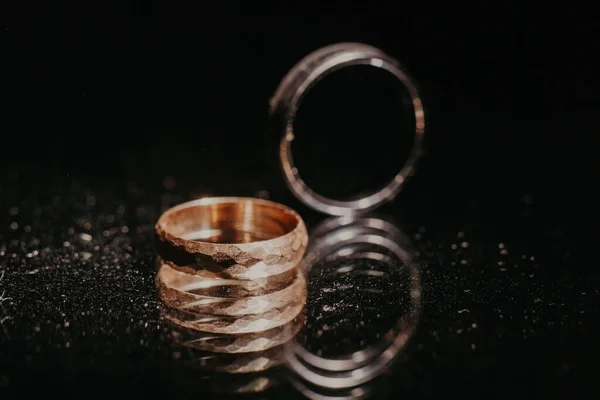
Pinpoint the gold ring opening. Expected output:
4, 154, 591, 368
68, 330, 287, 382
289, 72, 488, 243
157, 197, 301, 244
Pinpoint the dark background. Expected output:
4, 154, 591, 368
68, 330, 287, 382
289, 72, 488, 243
6, 7, 599, 226
2, 4, 600, 399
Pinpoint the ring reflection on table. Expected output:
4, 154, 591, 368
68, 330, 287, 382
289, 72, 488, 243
156, 204, 420, 398
162, 307, 306, 394
157, 261, 307, 316
286, 215, 422, 399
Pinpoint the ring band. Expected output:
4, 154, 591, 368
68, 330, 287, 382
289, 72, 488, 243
269, 43, 426, 216
156, 197, 308, 279
162, 304, 305, 335
165, 310, 305, 354
157, 263, 307, 316
161, 293, 306, 334
183, 345, 288, 374
155, 257, 298, 298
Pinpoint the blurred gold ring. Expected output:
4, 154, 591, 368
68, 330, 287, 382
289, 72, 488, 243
155, 197, 308, 279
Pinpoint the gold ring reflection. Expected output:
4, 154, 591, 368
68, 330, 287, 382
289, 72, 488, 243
157, 213, 420, 398
286, 215, 422, 398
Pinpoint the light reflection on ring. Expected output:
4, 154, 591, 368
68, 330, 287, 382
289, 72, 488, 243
286, 214, 422, 398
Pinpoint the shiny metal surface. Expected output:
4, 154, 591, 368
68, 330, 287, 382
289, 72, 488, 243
156, 197, 308, 279
157, 214, 419, 398
155, 256, 300, 298
165, 311, 305, 354
286, 215, 422, 395
157, 262, 307, 316
269, 43, 426, 216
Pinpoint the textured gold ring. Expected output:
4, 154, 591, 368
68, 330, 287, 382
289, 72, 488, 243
165, 310, 305, 354
157, 263, 307, 316
162, 299, 306, 334
155, 197, 308, 280
183, 344, 288, 374
155, 256, 298, 298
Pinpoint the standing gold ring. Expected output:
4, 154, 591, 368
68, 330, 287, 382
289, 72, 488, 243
155, 197, 308, 280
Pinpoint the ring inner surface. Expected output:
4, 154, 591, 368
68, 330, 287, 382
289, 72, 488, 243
164, 201, 299, 244
291, 64, 416, 202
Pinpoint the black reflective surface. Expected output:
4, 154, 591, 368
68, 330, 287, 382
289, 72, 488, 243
3, 13, 600, 399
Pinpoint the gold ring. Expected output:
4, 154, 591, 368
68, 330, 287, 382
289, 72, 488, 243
157, 263, 307, 316
183, 345, 287, 374
165, 310, 305, 354
161, 296, 306, 334
155, 197, 308, 280
155, 256, 298, 298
